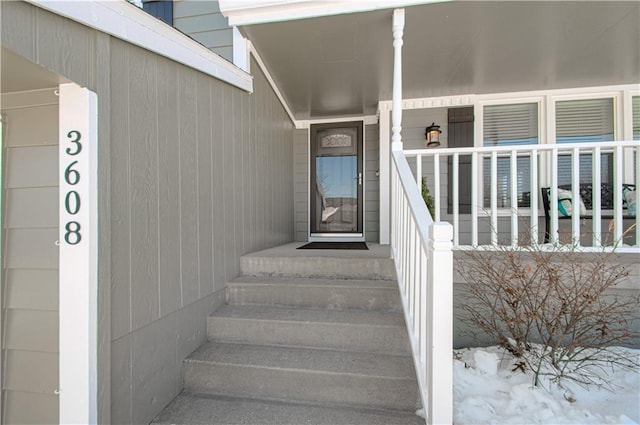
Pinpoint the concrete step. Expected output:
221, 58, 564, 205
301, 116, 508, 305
208, 304, 411, 354
183, 342, 420, 412
240, 247, 396, 280
151, 391, 424, 425
227, 276, 402, 311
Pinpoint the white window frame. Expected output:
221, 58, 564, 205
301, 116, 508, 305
475, 97, 544, 216
548, 92, 619, 196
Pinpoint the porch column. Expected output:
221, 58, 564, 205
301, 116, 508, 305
381, 9, 405, 245
391, 9, 404, 152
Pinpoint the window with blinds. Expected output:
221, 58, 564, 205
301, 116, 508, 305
142, 0, 173, 25
555, 98, 614, 186
483, 103, 538, 208
633, 96, 640, 141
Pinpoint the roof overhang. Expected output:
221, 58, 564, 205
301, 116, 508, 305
218, 0, 449, 25
228, 1, 640, 120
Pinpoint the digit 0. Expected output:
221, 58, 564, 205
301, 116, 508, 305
65, 191, 81, 215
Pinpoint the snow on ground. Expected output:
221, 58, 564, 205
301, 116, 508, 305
454, 346, 640, 424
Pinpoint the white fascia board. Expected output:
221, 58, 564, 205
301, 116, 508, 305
247, 41, 297, 125
25, 0, 253, 93
297, 115, 378, 129
219, 0, 450, 26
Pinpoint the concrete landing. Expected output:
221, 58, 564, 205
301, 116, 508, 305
152, 391, 424, 425
240, 242, 396, 280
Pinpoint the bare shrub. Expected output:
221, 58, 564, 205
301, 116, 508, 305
459, 242, 640, 388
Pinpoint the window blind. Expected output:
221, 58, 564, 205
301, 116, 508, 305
555, 98, 614, 185
484, 103, 538, 146
556, 98, 614, 142
483, 103, 538, 207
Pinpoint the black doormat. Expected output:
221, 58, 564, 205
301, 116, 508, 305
297, 242, 368, 250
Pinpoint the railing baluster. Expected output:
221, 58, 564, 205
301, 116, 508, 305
592, 146, 602, 247
433, 154, 440, 222
491, 151, 498, 246
613, 145, 623, 243
510, 150, 518, 247
416, 154, 422, 189
571, 147, 581, 246
530, 149, 538, 245
550, 149, 559, 244
419, 245, 427, 366
636, 146, 640, 246
471, 151, 479, 247
452, 153, 459, 246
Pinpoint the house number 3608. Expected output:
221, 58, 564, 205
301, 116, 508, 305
63, 130, 82, 245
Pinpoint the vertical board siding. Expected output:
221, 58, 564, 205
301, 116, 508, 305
129, 47, 160, 329
178, 67, 200, 306
156, 57, 182, 317
197, 74, 214, 298
293, 129, 309, 241
365, 124, 380, 242
110, 38, 132, 341
106, 42, 294, 424
1, 90, 59, 424
211, 80, 226, 289
173, 0, 234, 63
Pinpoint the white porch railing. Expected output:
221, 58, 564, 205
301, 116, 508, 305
391, 149, 453, 424
406, 140, 640, 251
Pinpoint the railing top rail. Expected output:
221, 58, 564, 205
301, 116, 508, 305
403, 140, 640, 157
392, 150, 434, 244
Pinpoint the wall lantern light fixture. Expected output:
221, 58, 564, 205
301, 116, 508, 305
425, 122, 441, 148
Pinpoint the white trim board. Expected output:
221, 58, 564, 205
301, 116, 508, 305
378, 84, 640, 112
298, 115, 378, 129
219, 0, 451, 26
25, 0, 253, 93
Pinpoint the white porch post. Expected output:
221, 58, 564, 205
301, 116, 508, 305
427, 223, 454, 425
58, 83, 98, 425
379, 108, 391, 244
391, 9, 404, 153
382, 8, 405, 245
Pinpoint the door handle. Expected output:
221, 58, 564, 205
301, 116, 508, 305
358, 172, 362, 185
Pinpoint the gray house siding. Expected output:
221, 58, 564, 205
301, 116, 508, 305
364, 124, 380, 242
1, 89, 60, 425
1, 2, 294, 424
293, 129, 308, 242
173, 0, 234, 63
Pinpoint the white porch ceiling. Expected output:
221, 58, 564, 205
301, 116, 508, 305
1, 48, 64, 93
235, 1, 640, 120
